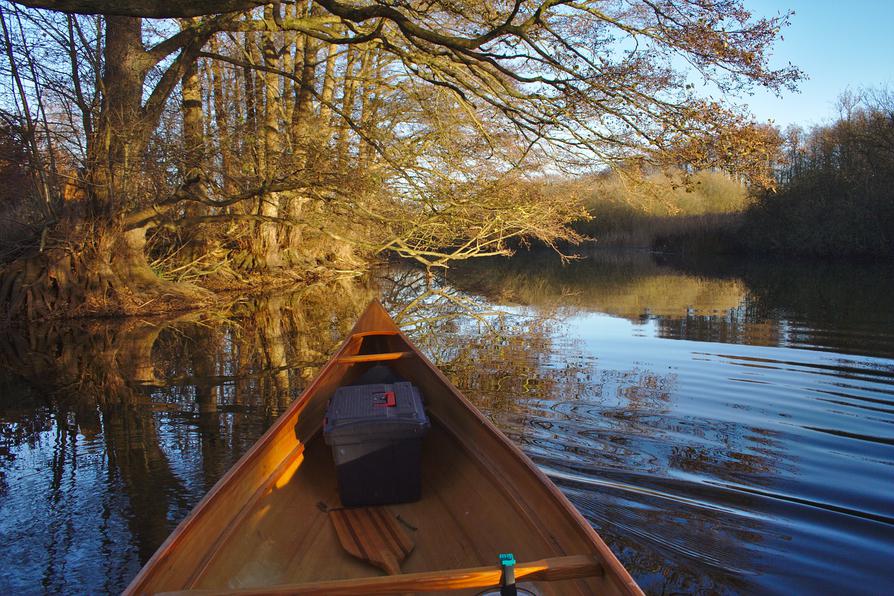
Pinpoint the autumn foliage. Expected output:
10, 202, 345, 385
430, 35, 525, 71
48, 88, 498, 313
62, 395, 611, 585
0, 0, 800, 319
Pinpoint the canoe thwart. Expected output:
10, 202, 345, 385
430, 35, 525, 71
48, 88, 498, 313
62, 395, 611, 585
159, 554, 604, 595
350, 331, 401, 340
336, 351, 414, 364
328, 507, 415, 575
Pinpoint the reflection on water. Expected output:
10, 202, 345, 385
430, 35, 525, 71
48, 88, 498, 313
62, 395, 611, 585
428, 252, 894, 594
2, 252, 894, 594
0, 280, 374, 592
445, 249, 748, 319
448, 250, 894, 357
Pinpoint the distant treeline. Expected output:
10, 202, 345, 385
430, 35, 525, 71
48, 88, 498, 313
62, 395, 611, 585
739, 90, 894, 257
567, 89, 894, 259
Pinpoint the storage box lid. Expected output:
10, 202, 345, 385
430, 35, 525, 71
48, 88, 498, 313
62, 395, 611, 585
324, 382, 430, 444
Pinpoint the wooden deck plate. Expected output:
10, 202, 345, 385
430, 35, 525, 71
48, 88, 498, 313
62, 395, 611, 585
329, 507, 415, 575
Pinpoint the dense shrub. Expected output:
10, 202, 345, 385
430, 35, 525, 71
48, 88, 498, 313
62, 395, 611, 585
0, 121, 40, 258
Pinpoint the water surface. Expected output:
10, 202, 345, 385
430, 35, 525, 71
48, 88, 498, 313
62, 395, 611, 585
1, 252, 893, 594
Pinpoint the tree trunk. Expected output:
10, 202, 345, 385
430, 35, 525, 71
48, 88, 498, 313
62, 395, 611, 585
89, 15, 148, 213
180, 18, 204, 183
318, 41, 338, 147
280, 3, 297, 129
283, 1, 306, 135
292, 31, 318, 151
208, 34, 234, 194
255, 3, 282, 270
283, 28, 320, 259
357, 46, 375, 167
242, 26, 259, 179
337, 45, 357, 168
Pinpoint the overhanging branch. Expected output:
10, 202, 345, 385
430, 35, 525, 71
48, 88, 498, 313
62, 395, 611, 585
12, 0, 262, 18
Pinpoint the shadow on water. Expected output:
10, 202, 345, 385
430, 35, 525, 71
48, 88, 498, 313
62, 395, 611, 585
2, 255, 894, 594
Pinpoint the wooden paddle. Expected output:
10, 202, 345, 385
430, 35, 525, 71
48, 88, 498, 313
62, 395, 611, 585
329, 507, 415, 575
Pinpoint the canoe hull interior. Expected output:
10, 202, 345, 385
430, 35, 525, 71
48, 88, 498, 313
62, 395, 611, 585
125, 302, 642, 595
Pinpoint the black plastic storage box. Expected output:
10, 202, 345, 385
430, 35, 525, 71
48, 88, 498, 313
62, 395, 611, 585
323, 381, 430, 507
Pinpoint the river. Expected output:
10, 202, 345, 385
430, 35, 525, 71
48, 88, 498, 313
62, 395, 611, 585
1, 250, 893, 594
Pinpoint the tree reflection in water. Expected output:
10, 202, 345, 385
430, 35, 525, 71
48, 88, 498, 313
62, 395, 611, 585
407, 252, 894, 593
0, 279, 373, 592
446, 248, 894, 358
380, 265, 784, 593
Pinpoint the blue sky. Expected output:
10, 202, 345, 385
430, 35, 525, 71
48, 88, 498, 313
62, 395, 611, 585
741, 0, 894, 129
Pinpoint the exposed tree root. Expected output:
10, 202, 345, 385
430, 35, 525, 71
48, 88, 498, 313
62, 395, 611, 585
0, 220, 213, 322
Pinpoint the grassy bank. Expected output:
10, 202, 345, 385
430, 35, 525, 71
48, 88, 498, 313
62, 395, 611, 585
550, 169, 751, 253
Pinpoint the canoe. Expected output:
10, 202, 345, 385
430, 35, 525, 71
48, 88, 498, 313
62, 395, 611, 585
126, 301, 642, 595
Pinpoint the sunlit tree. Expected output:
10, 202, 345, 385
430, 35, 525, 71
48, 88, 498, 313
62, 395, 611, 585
0, 1, 800, 319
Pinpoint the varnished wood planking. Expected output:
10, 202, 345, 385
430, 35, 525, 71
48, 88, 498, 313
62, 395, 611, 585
126, 301, 642, 596
192, 424, 601, 594
193, 425, 563, 588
